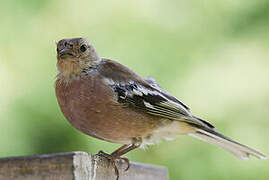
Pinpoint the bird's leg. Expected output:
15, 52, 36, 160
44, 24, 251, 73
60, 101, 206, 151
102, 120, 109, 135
97, 137, 142, 180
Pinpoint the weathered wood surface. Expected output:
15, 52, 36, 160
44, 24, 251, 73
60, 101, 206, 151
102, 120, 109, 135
0, 151, 169, 180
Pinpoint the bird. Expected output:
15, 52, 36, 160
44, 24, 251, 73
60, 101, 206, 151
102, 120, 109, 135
55, 37, 266, 179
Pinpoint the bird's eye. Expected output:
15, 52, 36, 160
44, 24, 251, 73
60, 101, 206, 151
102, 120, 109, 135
80, 44, 87, 52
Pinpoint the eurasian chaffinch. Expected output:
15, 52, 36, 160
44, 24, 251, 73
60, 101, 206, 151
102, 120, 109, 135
55, 38, 266, 179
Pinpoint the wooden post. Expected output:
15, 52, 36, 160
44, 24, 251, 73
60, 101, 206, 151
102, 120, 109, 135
0, 151, 169, 180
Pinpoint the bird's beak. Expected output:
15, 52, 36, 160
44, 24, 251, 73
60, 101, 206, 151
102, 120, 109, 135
58, 48, 75, 59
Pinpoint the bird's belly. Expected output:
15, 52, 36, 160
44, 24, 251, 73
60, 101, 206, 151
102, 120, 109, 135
82, 105, 164, 143
55, 75, 163, 144
62, 99, 163, 144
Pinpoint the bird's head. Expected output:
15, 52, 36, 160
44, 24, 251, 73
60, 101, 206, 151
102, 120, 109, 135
56, 37, 100, 79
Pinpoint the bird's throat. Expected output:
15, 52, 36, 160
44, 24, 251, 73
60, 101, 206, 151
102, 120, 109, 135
56, 57, 101, 83
57, 59, 83, 82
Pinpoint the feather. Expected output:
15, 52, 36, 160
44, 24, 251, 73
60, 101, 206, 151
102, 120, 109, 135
189, 127, 266, 160
107, 76, 213, 129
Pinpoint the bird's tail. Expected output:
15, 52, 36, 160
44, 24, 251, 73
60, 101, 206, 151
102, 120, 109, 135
189, 126, 266, 160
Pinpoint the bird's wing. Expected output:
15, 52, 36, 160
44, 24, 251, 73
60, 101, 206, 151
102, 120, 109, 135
98, 59, 214, 129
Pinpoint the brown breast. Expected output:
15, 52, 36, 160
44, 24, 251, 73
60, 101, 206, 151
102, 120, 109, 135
55, 70, 163, 144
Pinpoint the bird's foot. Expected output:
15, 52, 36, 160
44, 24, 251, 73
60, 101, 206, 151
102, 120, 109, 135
97, 150, 130, 180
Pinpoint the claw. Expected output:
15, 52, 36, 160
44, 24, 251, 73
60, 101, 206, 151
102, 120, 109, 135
97, 151, 130, 180
119, 157, 130, 171
96, 141, 141, 180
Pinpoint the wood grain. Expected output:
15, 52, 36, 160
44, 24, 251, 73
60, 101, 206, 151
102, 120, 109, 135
0, 151, 168, 180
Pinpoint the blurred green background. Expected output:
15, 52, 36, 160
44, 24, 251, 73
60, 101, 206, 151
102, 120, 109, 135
0, 0, 268, 179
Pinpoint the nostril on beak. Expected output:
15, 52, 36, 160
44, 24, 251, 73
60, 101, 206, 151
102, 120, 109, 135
58, 48, 75, 58
59, 48, 67, 55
